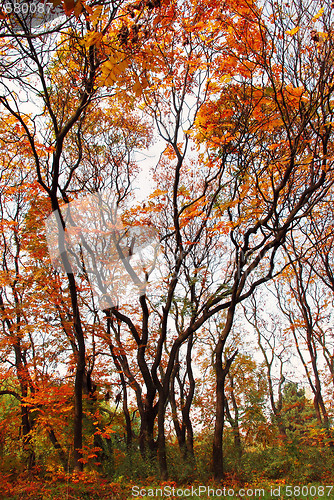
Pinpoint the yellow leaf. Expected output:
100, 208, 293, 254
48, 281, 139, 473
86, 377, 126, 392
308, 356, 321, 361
149, 188, 168, 199
85, 32, 103, 47
286, 26, 300, 36
90, 5, 103, 25
133, 77, 142, 97
312, 7, 324, 21
117, 59, 129, 73
102, 60, 114, 72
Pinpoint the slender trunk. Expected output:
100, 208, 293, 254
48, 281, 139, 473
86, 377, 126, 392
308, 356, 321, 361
170, 364, 195, 460
105, 315, 134, 448
289, 259, 330, 428
183, 334, 195, 459
233, 425, 242, 460
213, 338, 225, 482
106, 314, 157, 456
170, 371, 186, 456
156, 341, 185, 479
14, 346, 35, 470
20, 391, 35, 470
48, 429, 68, 470
213, 305, 238, 481
52, 199, 86, 472
271, 373, 287, 441
253, 308, 287, 441
309, 341, 329, 428
73, 356, 84, 471
185, 417, 194, 458
3, 291, 36, 470
157, 397, 168, 480
121, 375, 133, 448
224, 389, 242, 461
212, 357, 236, 481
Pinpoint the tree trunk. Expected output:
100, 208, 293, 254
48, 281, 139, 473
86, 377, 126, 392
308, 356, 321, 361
213, 340, 225, 482
52, 202, 86, 472
139, 405, 157, 456
224, 392, 242, 461
121, 375, 133, 448
48, 429, 68, 470
183, 334, 195, 459
14, 346, 35, 470
170, 373, 186, 456
73, 355, 85, 471
213, 306, 238, 481
157, 397, 168, 480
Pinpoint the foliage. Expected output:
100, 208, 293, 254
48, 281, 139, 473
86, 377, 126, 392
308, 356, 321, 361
0, 0, 334, 488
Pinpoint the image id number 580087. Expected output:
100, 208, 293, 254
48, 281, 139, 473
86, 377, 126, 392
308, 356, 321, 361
1, 2, 53, 15
285, 485, 333, 497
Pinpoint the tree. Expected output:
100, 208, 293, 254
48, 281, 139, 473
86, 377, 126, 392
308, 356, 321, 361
193, 0, 334, 479
1, 0, 334, 482
243, 294, 288, 440
169, 334, 196, 461
0, 142, 72, 468
283, 200, 334, 392
0, 0, 152, 470
274, 255, 331, 429
280, 382, 318, 445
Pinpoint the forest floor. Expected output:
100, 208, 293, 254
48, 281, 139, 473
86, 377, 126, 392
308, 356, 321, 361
1, 471, 334, 500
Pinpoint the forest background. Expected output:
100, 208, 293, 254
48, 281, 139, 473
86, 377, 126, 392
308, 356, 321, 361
0, 0, 334, 498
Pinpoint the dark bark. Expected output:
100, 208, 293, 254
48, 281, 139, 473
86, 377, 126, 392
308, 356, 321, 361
139, 405, 158, 455
121, 374, 133, 449
213, 305, 238, 481
57, 214, 86, 471
170, 370, 186, 454
170, 336, 195, 460
157, 396, 168, 480
224, 377, 242, 461
14, 344, 36, 470
48, 429, 68, 470
105, 312, 158, 455
183, 335, 195, 459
